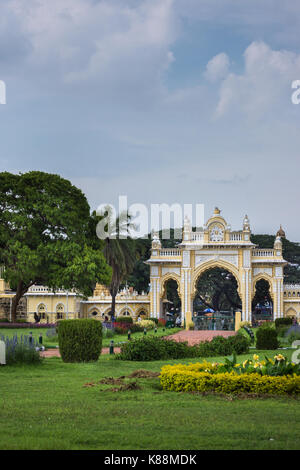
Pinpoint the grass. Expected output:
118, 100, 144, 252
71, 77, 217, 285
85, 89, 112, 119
0, 349, 299, 450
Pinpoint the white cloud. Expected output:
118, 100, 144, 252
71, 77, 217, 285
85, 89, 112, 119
3, 0, 177, 106
215, 41, 300, 118
204, 53, 230, 82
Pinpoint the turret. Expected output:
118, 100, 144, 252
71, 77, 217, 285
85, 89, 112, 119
151, 232, 161, 251
274, 235, 283, 254
276, 225, 286, 239
183, 215, 191, 241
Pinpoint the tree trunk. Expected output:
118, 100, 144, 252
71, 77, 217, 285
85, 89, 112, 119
11, 281, 24, 323
11, 280, 35, 322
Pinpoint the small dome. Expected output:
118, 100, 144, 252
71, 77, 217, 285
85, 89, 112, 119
214, 207, 221, 215
276, 225, 286, 238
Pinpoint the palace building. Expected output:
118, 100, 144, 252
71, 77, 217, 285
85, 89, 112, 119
0, 208, 299, 326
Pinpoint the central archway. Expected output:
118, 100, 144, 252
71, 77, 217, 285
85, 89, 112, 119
252, 278, 273, 325
192, 264, 242, 330
160, 277, 181, 323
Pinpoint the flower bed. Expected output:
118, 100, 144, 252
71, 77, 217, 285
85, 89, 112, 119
0, 322, 57, 329
160, 355, 300, 395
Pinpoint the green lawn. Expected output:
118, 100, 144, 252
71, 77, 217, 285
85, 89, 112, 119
0, 349, 299, 450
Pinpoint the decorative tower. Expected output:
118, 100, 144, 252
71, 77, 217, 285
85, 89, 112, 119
243, 214, 251, 241
151, 232, 161, 252
183, 215, 191, 241
274, 235, 283, 255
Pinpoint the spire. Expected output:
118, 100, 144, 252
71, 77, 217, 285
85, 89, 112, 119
151, 232, 161, 250
276, 225, 286, 239
243, 214, 250, 231
183, 215, 191, 241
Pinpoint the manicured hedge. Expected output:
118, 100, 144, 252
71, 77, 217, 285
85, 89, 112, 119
275, 317, 293, 328
117, 333, 249, 361
58, 319, 102, 363
115, 316, 133, 324
256, 327, 279, 350
160, 365, 300, 395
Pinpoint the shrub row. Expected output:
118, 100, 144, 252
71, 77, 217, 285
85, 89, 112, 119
275, 317, 293, 328
159, 366, 300, 395
117, 333, 250, 361
58, 319, 102, 363
115, 316, 133, 324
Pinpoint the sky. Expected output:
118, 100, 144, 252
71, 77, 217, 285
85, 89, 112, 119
0, 0, 300, 241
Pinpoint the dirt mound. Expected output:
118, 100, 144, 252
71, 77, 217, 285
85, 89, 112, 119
108, 381, 141, 392
127, 369, 160, 379
98, 377, 124, 385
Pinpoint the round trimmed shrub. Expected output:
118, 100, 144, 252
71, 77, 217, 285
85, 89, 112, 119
256, 327, 279, 350
227, 333, 250, 354
58, 319, 102, 362
209, 336, 232, 355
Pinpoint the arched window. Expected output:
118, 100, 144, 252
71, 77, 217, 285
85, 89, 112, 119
38, 304, 46, 320
56, 304, 65, 320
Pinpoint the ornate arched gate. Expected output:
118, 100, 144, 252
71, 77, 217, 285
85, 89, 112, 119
146, 208, 286, 329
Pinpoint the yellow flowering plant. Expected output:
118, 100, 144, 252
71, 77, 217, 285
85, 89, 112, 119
212, 353, 300, 377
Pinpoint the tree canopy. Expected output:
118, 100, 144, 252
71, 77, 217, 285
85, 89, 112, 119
0, 171, 111, 320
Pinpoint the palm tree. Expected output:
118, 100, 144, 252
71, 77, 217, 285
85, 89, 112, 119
102, 208, 136, 317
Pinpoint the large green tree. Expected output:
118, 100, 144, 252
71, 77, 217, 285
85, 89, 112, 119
0, 171, 111, 321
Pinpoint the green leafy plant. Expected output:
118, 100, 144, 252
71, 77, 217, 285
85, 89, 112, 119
256, 327, 279, 350
58, 319, 102, 363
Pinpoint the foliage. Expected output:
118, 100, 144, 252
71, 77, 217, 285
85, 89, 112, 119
251, 234, 300, 284
117, 337, 196, 361
0, 322, 57, 329
240, 321, 251, 328
0, 334, 42, 365
194, 267, 241, 311
99, 208, 136, 316
227, 333, 251, 354
115, 316, 133, 324
138, 319, 155, 330
160, 364, 300, 395
58, 319, 102, 363
117, 333, 249, 361
188, 322, 195, 330
286, 331, 300, 345
0, 171, 111, 321
256, 327, 279, 350
275, 317, 293, 328
102, 327, 115, 339
215, 353, 300, 377
241, 326, 255, 344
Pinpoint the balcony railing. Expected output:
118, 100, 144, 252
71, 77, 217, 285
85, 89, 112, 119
252, 249, 275, 257
191, 232, 204, 241
230, 232, 243, 241
159, 249, 181, 257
